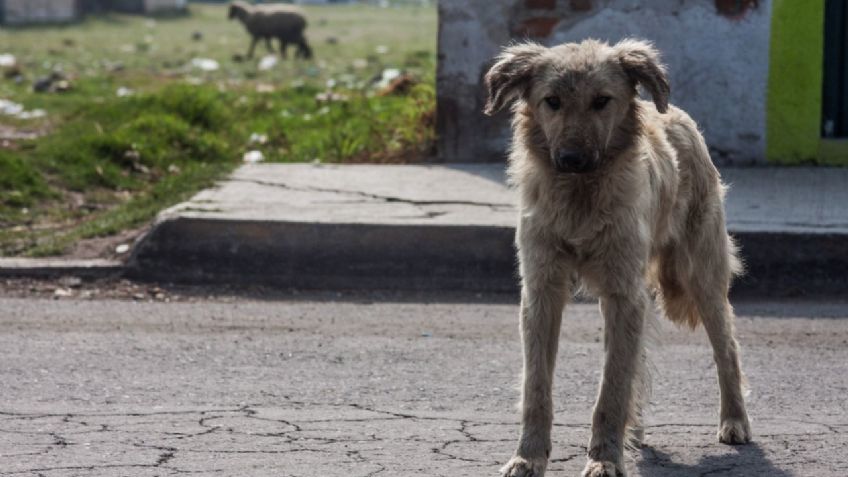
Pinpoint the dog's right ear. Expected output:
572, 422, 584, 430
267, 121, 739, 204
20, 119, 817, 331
483, 43, 546, 116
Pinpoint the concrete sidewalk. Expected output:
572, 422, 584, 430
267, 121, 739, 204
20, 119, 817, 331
128, 164, 848, 296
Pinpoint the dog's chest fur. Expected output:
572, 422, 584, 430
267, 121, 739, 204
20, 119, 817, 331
510, 139, 679, 272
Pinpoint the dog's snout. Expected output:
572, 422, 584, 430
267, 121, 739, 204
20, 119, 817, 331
554, 150, 591, 173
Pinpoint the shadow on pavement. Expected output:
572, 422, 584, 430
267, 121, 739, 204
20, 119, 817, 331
637, 443, 792, 477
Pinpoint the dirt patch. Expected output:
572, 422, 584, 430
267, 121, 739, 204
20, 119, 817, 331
0, 124, 47, 149
66, 224, 149, 260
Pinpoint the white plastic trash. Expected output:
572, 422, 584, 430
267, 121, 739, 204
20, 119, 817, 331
243, 150, 265, 163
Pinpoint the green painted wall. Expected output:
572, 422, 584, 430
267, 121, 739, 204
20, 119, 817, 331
766, 0, 826, 164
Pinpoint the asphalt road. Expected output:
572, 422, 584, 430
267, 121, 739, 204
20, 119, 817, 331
1, 295, 847, 476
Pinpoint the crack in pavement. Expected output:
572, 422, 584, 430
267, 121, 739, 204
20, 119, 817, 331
2, 399, 846, 476
228, 178, 514, 209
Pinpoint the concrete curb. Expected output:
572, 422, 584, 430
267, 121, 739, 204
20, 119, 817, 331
731, 231, 848, 297
9, 164, 846, 298
124, 218, 848, 298
0, 258, 124, 280
126, 218, 518, 293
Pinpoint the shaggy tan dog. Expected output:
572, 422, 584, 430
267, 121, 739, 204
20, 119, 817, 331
484, 39, 751, 477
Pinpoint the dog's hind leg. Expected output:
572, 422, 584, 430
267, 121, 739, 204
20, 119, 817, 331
501, 225, 573, 477
685, 217, 751, 444
695, 291, 750, 444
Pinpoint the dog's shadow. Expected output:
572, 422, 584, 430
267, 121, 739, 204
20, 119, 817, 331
636, 442, 791, 477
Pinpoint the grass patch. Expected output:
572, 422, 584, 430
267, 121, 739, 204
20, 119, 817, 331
0, 3, 437, 256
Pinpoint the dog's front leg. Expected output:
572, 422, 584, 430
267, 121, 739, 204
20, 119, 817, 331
583, 286, 648, 477
502, 236, 571, 477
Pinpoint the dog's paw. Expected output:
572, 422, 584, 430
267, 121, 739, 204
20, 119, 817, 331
581, 459, 625, 477
718, 417, 751, 445
500, 455, 547, 477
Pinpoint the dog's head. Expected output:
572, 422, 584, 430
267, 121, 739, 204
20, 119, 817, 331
484, 39, 669, 174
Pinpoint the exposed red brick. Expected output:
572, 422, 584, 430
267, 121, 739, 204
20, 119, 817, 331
715, 0, 758, 19
515, 17, 560, 38
569, 0, 593, 12
526, 0, 556, 9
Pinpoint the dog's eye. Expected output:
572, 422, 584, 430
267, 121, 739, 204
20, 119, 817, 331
544, 96, 561, 111
591, 96, 611, 111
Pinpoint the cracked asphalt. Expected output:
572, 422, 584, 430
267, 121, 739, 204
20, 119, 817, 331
1, 295, 847, 476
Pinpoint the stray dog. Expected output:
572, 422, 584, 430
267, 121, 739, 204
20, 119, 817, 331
484, 39, 751, 477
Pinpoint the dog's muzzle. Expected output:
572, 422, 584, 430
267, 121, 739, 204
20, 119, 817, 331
554, 150, 595, 174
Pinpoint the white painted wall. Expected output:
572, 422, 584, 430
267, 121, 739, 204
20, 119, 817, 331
3, 0, 80, 25
437, 0, 772, 164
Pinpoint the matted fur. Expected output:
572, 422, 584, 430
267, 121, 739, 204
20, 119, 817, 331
485, 39, 751, 477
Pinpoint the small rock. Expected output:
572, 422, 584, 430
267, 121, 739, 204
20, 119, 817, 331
115, 244, 130, 254
53, 288, 73, 298
59, 276, 82, 288
325, 36, 339, 45
191, 31, 203, 41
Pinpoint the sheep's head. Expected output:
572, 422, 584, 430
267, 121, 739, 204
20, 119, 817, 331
228, 1, 248, 20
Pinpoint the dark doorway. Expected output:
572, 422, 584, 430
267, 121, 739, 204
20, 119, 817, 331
823, 0, 848, 138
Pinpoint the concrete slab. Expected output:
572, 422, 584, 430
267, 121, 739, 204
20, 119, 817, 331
170, 163, 516, 226
722, 167, 848, 234
128, 164, 848, 296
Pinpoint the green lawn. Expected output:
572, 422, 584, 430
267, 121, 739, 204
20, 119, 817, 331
0, 3, 437, 256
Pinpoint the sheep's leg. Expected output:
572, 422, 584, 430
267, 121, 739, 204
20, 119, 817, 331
247, 37, 259, 59
278, 40, 289, 59
296, 39, 312, 59
264, 37, 274, 53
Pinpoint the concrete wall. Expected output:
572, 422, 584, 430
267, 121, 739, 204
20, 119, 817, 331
145, 0, 187, 12
437, 0, 772, 165
2, 0, 80, 25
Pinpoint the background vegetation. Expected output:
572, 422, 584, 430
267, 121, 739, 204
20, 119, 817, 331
0, 3, 437, 256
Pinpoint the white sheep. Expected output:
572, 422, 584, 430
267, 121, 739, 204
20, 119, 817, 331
228, 1, 313, 60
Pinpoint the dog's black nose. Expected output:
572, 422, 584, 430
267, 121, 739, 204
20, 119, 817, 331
555, 150, 590, 173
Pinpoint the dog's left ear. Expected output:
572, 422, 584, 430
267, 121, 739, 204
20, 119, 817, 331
614, 39, 670, 113
483, 42, 546, 116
